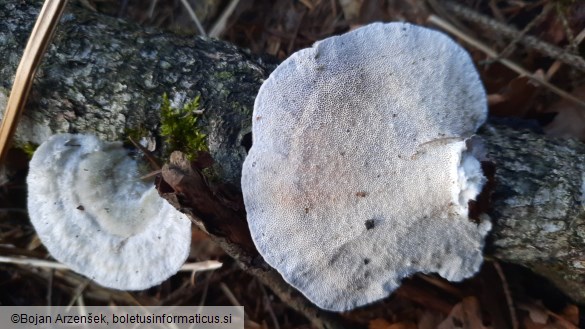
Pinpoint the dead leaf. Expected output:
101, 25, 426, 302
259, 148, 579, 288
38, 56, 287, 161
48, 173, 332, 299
369, 318, 393, 329
518, 301, 580, 329
368, 319, 416, 329
437, 296, 492, 329
543, 85, 585, 140
559, 304, 579, 326
518, 301, 549, 324
488, 76, 540, 117
395, 282, 454, 315
418, 310, 444, 329
523, 317, 566, 329
386, 323, 417, 329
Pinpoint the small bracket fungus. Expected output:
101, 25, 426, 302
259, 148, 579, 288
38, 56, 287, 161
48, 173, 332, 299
27, 134, 191, 290
242, 22, 491, 311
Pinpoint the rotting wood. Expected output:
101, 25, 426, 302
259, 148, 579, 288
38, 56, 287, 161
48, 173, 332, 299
2, 0, 585, 313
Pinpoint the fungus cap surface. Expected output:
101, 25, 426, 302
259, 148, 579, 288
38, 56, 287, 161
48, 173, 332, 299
242, 22, 490, 311
27, 134, 191, 290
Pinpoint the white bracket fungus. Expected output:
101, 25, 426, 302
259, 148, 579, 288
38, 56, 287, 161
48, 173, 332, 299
27, 134, 191, 290
242, 22, 491, 311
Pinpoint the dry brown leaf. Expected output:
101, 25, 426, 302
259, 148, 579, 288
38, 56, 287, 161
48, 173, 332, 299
437, 296, 492, 329
559, 304, 579, 326
386, 323, 417, 329
543, 85, 585, 140
488, 76, 540, 117
518, 301, 579, 329
418, 310, 444, 329
368, 319, 417, 329
518, 301, 549, 324
523, 317, 566, 329
369, 318, 393, 329
395, 283, 454, 315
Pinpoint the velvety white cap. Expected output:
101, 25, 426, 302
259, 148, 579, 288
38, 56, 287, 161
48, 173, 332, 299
242, 22, 490, 311
27, 134, 191, 290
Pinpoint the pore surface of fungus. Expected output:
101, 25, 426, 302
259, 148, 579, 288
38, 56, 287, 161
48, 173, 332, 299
242, 22, 490, 311
27, 134, 191, 290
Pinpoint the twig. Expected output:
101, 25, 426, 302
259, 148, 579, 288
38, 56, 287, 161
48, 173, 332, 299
0, 255, 222, 273
140, 169, 162, 180
426, 0, 477, 39
178, 0, 207, 36
441, 0, 585, 73
76, 297, 90, 329
258, 280, 280, 329
488, 0, 505, 22
416, 274, 464, 298
554, 3, 576, 54
209, 0, 240, 38
546, 27, 585, 80
147, 0, 158, 19
66, 278, 90, 308
220, 282, 241, 306
493, 261, 518, 329
198, 271, 212, 306
0, 256, 69, 269
128, 136, 161, 170
0, 0, 69, 163
495, 3, 551, 60
427, 14, 585, 108
220, 282, 247, 320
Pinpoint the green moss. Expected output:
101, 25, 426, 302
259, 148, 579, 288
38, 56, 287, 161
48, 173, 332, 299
160, 93, 208, 159
19, 142, 38, 159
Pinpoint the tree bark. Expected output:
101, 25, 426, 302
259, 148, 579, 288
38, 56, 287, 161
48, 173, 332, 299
2, 0, 585, 313
481, 123, 585, 303
0, 0, 277, 185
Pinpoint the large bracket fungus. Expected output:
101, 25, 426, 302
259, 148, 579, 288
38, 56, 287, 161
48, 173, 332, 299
242, 22, 491, 311
27, 134, 191, 290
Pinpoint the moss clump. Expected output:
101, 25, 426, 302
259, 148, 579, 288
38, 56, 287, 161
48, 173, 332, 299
160, 93, 208, 159
19, 142, 38, 159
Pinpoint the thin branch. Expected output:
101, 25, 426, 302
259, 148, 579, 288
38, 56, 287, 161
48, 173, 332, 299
178, 0, 206, 36
0, 255, 222, 273
427, 14, 585, 108
495, 3, 551, 60
493, 261, 518, 329
546, 26, 585, 79
209, 0, 240, 38
441, 0, 585, 73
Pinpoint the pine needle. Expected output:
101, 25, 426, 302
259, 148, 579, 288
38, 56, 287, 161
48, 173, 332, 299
0, 0, 69, 162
